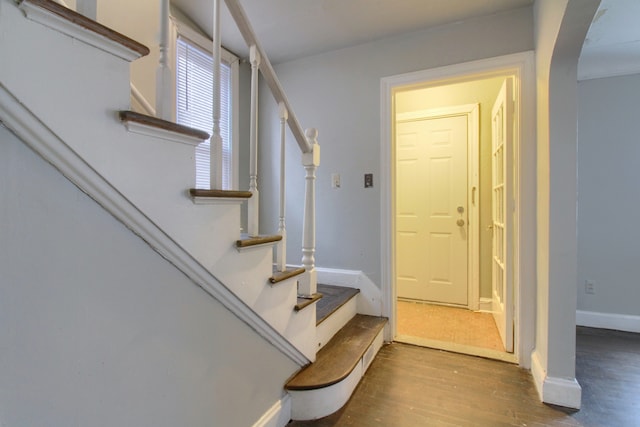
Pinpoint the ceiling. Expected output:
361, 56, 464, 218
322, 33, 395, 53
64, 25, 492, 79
579, 0, 640, 80
172, 0, 640, 79
172, 0, 533, 64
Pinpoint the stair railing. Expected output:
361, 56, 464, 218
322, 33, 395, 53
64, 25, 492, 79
65, 0, 319, 297
221, 0, 320, 296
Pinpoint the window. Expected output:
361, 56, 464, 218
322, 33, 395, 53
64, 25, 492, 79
175, 35, 237, 190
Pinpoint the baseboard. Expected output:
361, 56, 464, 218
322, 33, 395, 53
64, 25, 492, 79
479, 297, 493, 312
531, 350, 582, 409
252, 395, 291, 427
316, 267, 382, 316
576, 310, 640, 333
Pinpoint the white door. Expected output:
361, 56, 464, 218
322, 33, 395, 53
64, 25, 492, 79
491, 78, 514, 352
396, 114, 468, 306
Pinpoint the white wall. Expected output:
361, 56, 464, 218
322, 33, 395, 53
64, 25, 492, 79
0, 125, 296, 427
532, 0, 601, 409
577, 74, 640, 317
258, 6, 534, 287
395, 77, 505, 299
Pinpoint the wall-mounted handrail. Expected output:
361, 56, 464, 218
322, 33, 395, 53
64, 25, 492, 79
223, 0, 311, 154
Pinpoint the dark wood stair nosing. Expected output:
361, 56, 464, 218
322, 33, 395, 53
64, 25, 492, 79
189, 189, 253, 200
236, 234, 282, 249
119, 110, 210, 141
270, 267, 306, 284
21, 0, 150, 58
294, 293, 323, 312
285, 314, 387, 391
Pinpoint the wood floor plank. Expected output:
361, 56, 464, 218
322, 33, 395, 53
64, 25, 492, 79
289, 328, 640, 426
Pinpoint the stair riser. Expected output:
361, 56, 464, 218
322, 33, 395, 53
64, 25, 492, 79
316, 297, 357, 351
289, 328, 384, 420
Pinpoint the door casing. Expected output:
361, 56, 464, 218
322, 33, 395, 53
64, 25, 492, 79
380, 51, 536, 368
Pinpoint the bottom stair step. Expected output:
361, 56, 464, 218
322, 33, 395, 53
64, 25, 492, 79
286, 314, 387, 420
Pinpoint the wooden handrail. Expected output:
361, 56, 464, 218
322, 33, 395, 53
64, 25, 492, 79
223, 0, 312, 154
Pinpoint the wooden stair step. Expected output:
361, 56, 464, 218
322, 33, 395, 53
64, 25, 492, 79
20, 0, 149, 59
270, 266, 306, 284
236, 234, 282, 248
316, 284, 360, 325
189, 189, 252, 199
294, 293, 323, 312
286, 314, 387, 391
119, 110, 209, 144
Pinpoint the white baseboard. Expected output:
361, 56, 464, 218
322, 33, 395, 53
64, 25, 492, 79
531, 351, 582, 409
252, 395, 291, 427
576, 310, 640, 333
316, 267, 382, 316
479, 297, 493, 312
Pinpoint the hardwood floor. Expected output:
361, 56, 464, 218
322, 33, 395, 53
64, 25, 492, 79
288, 327, 640, 426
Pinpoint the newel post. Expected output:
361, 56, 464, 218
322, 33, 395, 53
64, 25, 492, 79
247, 45, 261, 236
299, 128, 320, 297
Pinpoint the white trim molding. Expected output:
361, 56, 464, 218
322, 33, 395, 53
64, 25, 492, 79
252, 395, 291, 427
0, 82, 309, 368
531, 351, 582, 409
576, 310, 640, 333
121, 120, 205, 146
316, 267, 382, 317
380, 51, 536, 366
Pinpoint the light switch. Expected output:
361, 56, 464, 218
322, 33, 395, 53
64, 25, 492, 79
364, 173, 373, 188
331, 173, 341, 188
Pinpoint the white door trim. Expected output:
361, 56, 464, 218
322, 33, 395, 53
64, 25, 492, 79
380, 51, 536, 368
395, 104, 480, 310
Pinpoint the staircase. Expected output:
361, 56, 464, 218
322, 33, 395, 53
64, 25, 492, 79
0, 0, 386, 423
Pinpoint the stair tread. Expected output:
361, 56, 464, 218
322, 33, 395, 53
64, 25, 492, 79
120, 111, 209, 141
190, 189, 252, 199
236, 234, 282, 248
316, 284, 360, 325
270, 266, 306, 284
294, 293, 323, 312
23, 0, 149, 57
286, 314, 387, 390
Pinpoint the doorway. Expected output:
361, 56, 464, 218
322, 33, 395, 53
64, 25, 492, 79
380, 52, 537, 366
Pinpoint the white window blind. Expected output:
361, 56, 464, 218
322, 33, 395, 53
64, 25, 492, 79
176, 37, 232, 189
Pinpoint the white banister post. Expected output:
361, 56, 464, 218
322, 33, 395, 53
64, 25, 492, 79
299, 128, 320, 297
155, 0, 172, 120
277, 102, 288, 272
210, 0, 223, 189
247, 45, 261, 236
76, 0, 97, 20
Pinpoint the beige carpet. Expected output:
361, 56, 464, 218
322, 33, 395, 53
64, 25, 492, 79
397, 300, 505, 352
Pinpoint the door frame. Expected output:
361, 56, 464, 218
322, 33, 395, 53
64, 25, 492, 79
395, 104, 480, 309
380, 51, 536, 367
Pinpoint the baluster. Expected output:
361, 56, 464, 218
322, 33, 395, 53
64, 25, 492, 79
210, 0, 223, 189
299, 129, 320, 297
155, 0, 171, 120
76, 0, 97, 19
277, 102, 288, 272
247, 45, 261, 236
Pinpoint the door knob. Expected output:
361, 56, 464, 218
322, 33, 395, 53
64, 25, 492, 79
457, 219, 465, 227
457, 206, 465, 214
